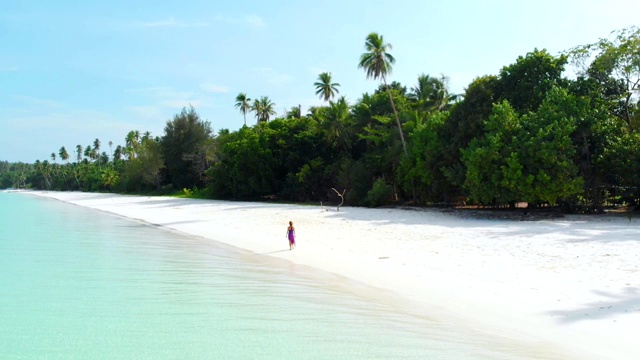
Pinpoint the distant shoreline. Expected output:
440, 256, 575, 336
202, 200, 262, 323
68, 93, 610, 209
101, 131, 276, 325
8, 187, 637, 219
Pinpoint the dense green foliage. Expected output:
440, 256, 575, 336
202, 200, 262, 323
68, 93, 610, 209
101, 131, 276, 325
161, 106, 214, 189
2, 27, 639, 211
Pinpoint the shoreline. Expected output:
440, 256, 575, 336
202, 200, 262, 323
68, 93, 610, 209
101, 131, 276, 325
21, 191, 640, 359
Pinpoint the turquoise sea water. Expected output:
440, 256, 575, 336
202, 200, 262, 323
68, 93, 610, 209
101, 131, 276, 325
0, 192, 541, 359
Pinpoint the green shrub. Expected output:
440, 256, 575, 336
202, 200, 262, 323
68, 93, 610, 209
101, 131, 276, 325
365, 179, 393, 207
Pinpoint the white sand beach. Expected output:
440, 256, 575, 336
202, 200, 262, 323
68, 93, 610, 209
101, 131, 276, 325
27, 191, 640, 359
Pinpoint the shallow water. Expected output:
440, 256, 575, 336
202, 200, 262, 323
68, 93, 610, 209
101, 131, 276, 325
0, 192, 556, 359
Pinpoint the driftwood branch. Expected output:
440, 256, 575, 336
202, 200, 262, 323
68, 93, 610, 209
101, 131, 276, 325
331, 188, 346, 211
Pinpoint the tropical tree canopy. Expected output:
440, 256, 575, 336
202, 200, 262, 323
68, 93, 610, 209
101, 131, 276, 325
251, 96, 277, 123
161, 106, 214, 189
358, 32, 407, 157
314, 72, 340, 102
410, 74, 460, 112
358, 32, 395, 81
234, 92, 252, 126
4, 26, 639, 212
58, 147, 69, 162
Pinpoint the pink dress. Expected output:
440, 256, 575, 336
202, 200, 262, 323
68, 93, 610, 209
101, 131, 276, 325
287, 228, 296, 245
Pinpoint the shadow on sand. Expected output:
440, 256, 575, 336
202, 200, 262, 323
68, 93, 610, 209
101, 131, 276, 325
256, 249, 291, 255
548, 287, 640, 323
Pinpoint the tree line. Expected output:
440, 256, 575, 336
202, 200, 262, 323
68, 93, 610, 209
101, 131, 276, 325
2, 27, 639, 212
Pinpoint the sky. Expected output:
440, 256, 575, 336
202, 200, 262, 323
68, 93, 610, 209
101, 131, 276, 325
1, 0, 639, 163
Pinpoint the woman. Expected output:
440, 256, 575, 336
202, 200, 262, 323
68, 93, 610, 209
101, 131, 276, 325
286, 221, 296, 250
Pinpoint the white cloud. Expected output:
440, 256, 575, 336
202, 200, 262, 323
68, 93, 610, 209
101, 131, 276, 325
127, 86, 212, 107
5, 110, 132, 134
201, 83, 229, 94
128, 106, 165, 120
1, 109, 164, 162
159, 99, 206, 108
125, 86, 193, 101
0, 66, 19, 72
244, 14, 265, 27
14, 95, 63, 108
213, 14, 265, 28
252, 67, 292, 86
135, 17, 209, 28
124, 86, 215, 121
310, 67, 328, 75
212, 15, 232, 23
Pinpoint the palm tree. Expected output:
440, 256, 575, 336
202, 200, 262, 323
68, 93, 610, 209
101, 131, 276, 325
352, 93, 375, 152
358, 32, 407, 156
101, 167, 119, 191
75, 145, 83, 163
286, 106, 301, 119
314, 96, 351, 152
93, 138, 101, 167
402, 110, 428, 134
251, 96, 276, 123
58, 146, 70, 187
36, 160, 52, 189
14, 172, 27, 189
314, 72, 340, 102
49, 153, 58, 185
411, 74, 460, 112
235, 93, 252, 126
307, 106, 321, 118
125, 130, 141, 159
59, 146, 69, 163
84, 145, 97, 160
431, 74, 461, 111
260, 97, 276, 122
142, 131, 151, 141
113, 145, 123, 161
251, 98, 262, 124
410, 74, 437, 103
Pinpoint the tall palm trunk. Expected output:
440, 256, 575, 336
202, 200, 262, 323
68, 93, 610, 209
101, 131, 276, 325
384, 77, 416, 202
73, 167, 81, 189
383, 77, 408, 157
